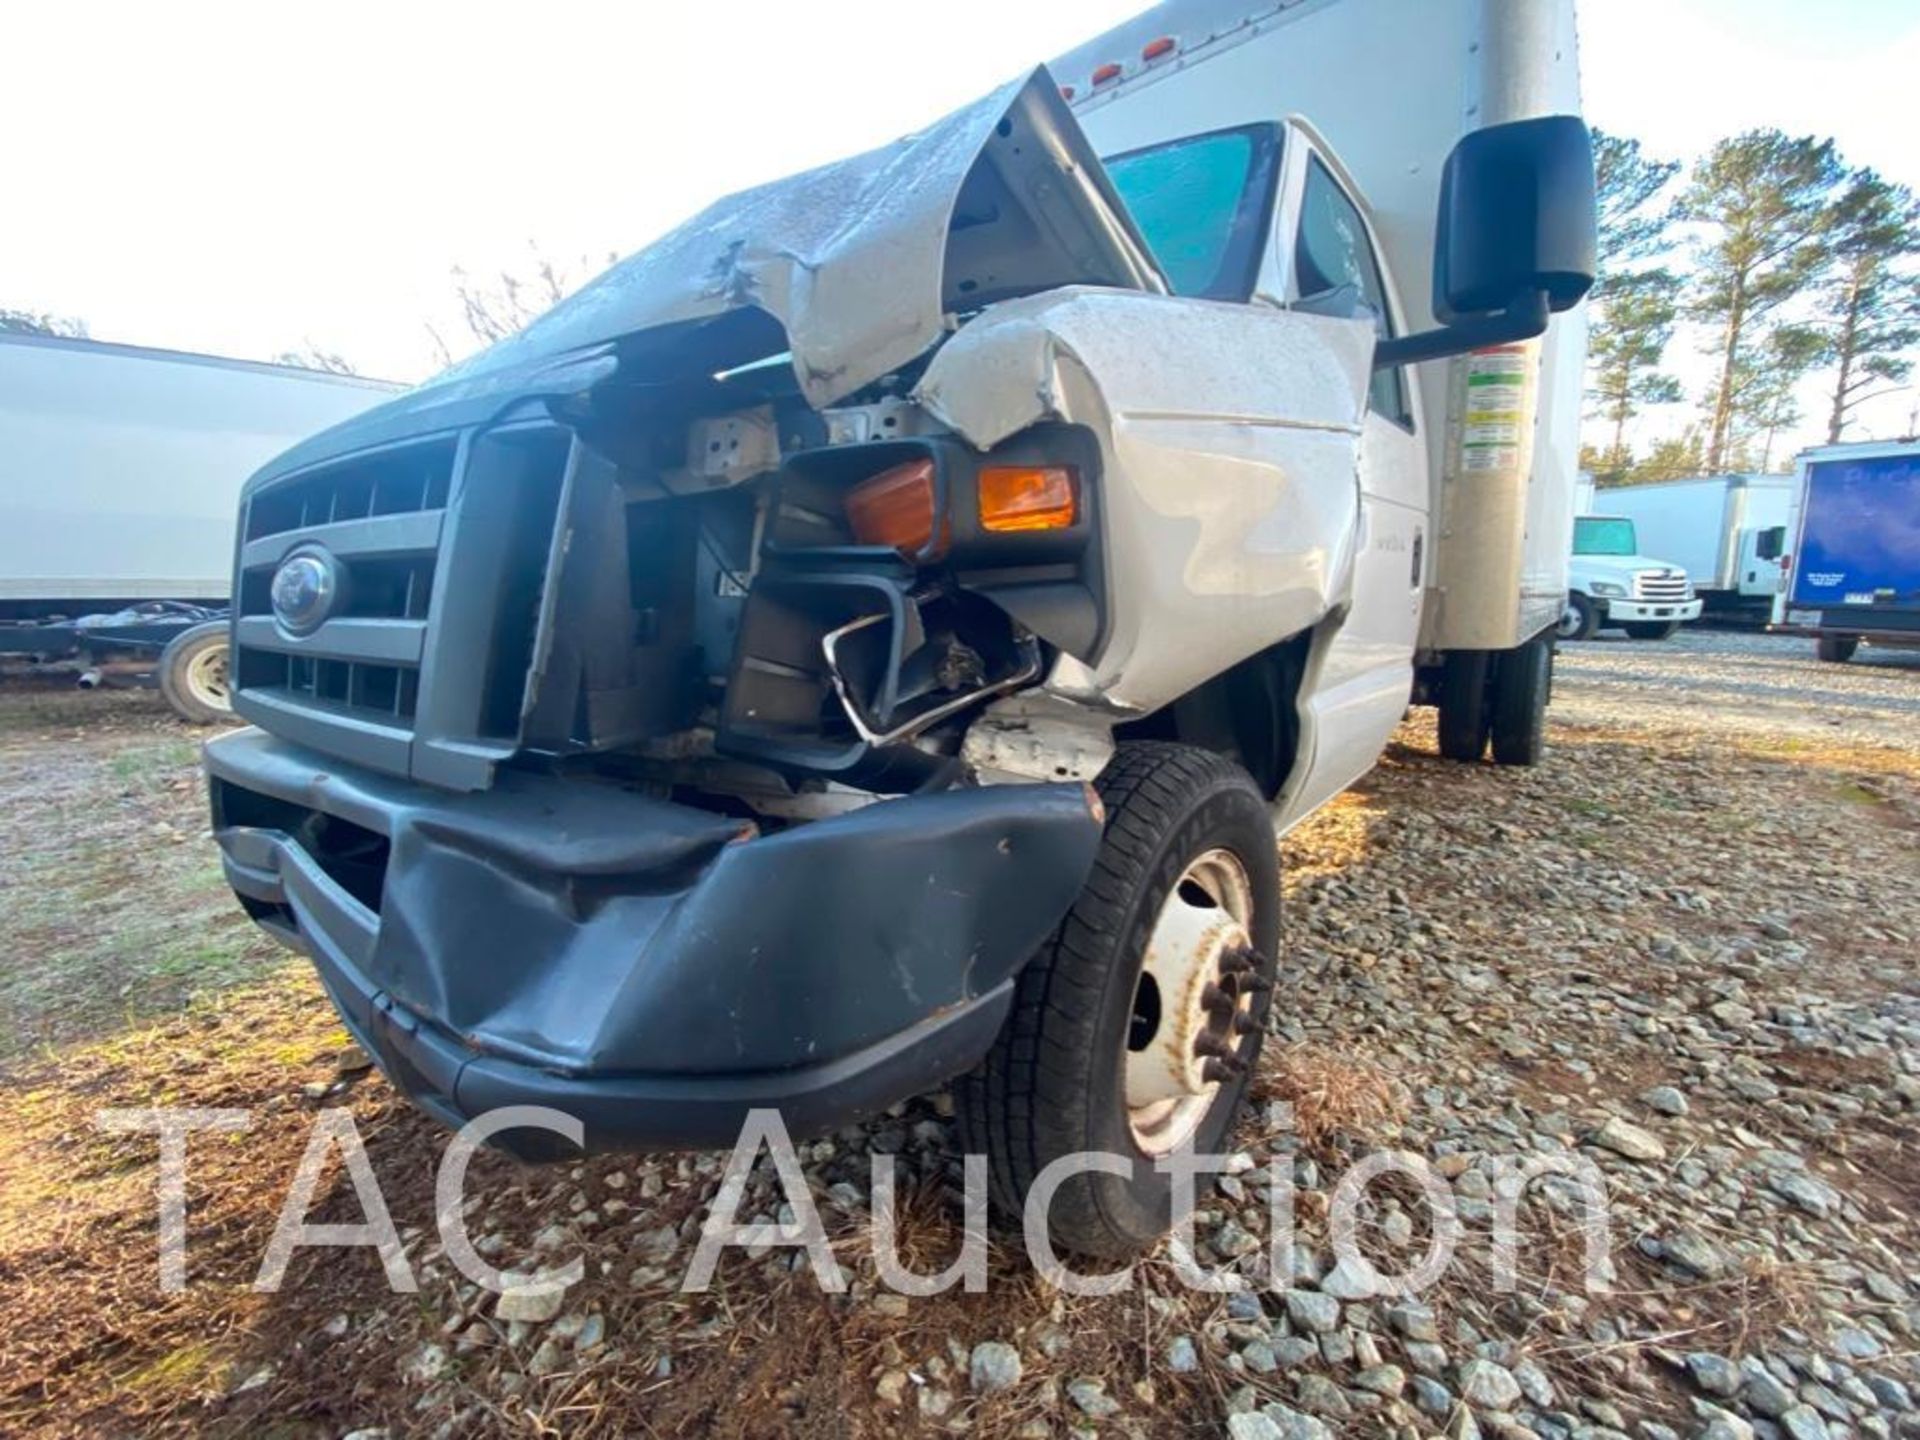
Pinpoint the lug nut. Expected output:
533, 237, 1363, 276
1193, 1032, 1231, 1060
1232, 1012, 1260, 1035
1201, 1056, 1245, 1084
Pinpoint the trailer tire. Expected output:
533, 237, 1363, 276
956, 741, 1279, 1260
1622, 621, 1680, 641
1556, 593, 1598, 642
1437, 650, 1492, 762
1816, 635, 1858, 664
1490, 635, 1552, 767
158, 622, 233, 724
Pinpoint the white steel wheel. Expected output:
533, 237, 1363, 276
185, 643, 229, 709
957, 741, 1281, 1260
1124, 848, 1258, 1156
157, 621, 234, 724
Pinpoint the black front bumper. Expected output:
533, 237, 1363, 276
206, 728, 1102, 1155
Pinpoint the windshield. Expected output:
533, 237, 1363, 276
1574, 517, 1639, 556
1103, 124, 1280, 301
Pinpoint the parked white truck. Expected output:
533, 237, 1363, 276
1593, 473, 1792, 624
1560, 510, 1703, 641
204, 0, 1593, 1257
0, 333, 396, 719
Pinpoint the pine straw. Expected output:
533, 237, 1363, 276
0, 972, 401, 1436
0, 978, 1228, 1439
1249, 1042, 1411, 1158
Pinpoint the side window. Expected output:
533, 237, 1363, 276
1295, 157, 1412, 429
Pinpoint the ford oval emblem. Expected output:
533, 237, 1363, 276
270, 549, 339, 636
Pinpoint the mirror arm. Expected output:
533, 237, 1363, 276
1372, 289, 1551, 370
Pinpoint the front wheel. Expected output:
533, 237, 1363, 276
1816, 634, 1858, 664
1622, 621, 1680, 641
157, 621, 233, 724
957, 742, 1280, 1260
1557, 593, 1599, 642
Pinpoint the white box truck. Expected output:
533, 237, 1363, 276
203, 0, 1593, 1256
0, 333, 397, 718
1594, 474, 1793, 623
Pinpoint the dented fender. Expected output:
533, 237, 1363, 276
916, 289, 1376, 713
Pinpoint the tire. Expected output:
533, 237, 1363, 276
1621, 621, 1680, 641
1816, 635, 1858, 664
956, 742, 1281, 1260
1556, 593, 1599, 642
157, 621, 233, 724
1490, 635, 1552, 767
1437, 650, 1492, 762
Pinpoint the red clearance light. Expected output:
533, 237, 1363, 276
1059, 84, 1076, 100
1142, 36, 1176, 61
1091, 62, 1122, 85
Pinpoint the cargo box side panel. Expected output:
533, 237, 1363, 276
1789, 453, 1920, 612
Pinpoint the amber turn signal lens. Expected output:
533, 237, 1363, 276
978, 465, 1076, 533
845, 458, 945, 557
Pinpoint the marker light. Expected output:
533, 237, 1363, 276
979, 466, 1077, 533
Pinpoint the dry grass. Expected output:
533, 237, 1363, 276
1249, 1043, 1411, 1158
0, 976, 389, 1435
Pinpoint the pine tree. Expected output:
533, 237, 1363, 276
1586, 269, 1683, 478
1582, 132, 1682, 476
1628, 430, 1707, 485
0, 308, 88, 338
1731, 325, 1828, 470
1820, 169, 1920, 442
1592, 130, 1680, 280
1676, 131, 1842, 471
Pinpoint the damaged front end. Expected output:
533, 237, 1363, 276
206, 68, 1158, 1151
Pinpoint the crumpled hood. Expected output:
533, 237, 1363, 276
252, 67, 1163, 488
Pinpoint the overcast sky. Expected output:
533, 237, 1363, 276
5, 0, 1916, 454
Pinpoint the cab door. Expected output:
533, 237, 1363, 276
1271, 132, 1429, 827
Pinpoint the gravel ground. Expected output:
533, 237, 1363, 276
0, 632, 1915, 1439
1554, 629, 1920, 749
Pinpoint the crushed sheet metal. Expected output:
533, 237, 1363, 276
427, 68, 1165, 411
961, 691, 1117, 784
916, 288, 1376, 712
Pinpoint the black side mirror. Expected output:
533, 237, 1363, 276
1756, 526, 1786, 561
1376, 115, 1596, 368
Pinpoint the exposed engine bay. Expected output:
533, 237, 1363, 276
523, 394, 1109, 818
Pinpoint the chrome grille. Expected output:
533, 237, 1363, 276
1633, 570, 1690, 602
231, 426, 571, 791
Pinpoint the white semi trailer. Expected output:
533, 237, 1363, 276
0, 333, 396, 718
205, 0, 1593, 1257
